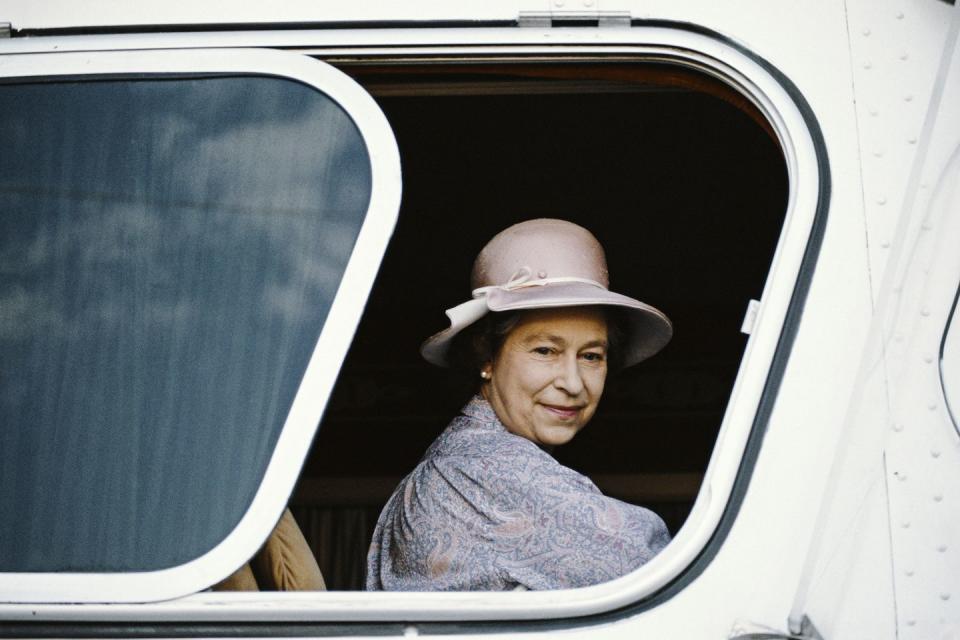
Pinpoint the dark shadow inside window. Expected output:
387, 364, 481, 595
290, 61, 789, 590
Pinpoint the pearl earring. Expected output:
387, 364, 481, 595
480, 370, 491, 380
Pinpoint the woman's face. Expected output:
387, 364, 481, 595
481, 307, 608, 447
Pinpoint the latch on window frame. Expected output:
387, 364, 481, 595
517, 10, 631, 28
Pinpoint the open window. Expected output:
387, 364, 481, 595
291, 60, 789, 590
0, 48, 400, 602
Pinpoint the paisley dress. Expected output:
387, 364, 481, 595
365, 396, 670, 591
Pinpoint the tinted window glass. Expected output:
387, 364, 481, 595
0, 76, 371, 571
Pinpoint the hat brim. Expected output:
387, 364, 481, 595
420, 282, 672, 368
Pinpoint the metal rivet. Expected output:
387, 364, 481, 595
868, 107, 879, 116
906, 619, 916, 626
877, 196, 887, 205
902, 521, 911, 528
934, 494, 943, 502
863, 28, 872, 36
929, 402, 937, 410
896, 11, 904, 19
899, 52, 909, 60
908, 137, 917, 144
537, 270, 547, 278
892, 423, 903, 432
905, 94, 914, 102
925, 354, 934, 363
922, 308, 931, 317
584, 0, 594, 5
863, 61, 873, 69
905, 569, 915, 577
881, 241, 890, 249
922, 221, 933, 230
941, 593, 951, 601
932, 450, 941, 458
895, 333, 904, 342
897, 473, 908, 481
873, 149, 884, 157
921, 183, 930, 189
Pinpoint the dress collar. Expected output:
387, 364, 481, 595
460, 394, 502, 425
460, 394, 558, 455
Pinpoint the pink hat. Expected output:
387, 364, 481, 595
420, 219, 672, 368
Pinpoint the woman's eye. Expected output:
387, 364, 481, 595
532, 346, 554, 356
581, 352, 605, 362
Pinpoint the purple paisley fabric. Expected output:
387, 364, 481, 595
365, 396, 670, 591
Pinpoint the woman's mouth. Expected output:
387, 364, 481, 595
541, 404, 582, 420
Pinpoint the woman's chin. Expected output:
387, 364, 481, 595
534, 424, 582, 447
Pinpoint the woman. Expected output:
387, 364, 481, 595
365, 219, 673, 591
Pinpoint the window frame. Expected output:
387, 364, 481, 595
0, 24, 828, 621
943, 283, 960, 432
0, 47, 402, 604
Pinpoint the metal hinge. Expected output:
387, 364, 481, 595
518, 10, 631, 28
741, 298, 761, 335
0, 23, 11, 38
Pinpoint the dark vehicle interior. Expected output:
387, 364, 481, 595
288, 60, 788, 589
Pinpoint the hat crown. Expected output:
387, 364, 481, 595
470, 219, 610, 290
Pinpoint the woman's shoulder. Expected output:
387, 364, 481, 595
414, 397, 601, 504
422, 426, 547, 486
425, 399, 541, 460
424, 442, 595, 512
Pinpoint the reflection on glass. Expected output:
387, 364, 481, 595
0, 76, 371, 571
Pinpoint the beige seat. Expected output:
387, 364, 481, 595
213, 508, 325, 591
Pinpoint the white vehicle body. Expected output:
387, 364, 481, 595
0, 1, 958, 638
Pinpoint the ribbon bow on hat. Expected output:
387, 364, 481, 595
444, 266, 608, 329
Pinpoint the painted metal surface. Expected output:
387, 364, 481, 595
2, 0, 521, 30
846, 0, 954, 302
884, 7, 960, 637
789, 2, 960, 639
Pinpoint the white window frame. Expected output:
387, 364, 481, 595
0, 47, 402, 604
0, 25, 824, 620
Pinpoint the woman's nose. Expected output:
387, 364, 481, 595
554, 356, 585, 395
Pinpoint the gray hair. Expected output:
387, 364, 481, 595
449, 307, 625, 373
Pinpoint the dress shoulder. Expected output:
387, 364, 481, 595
366, 398, 670, 591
